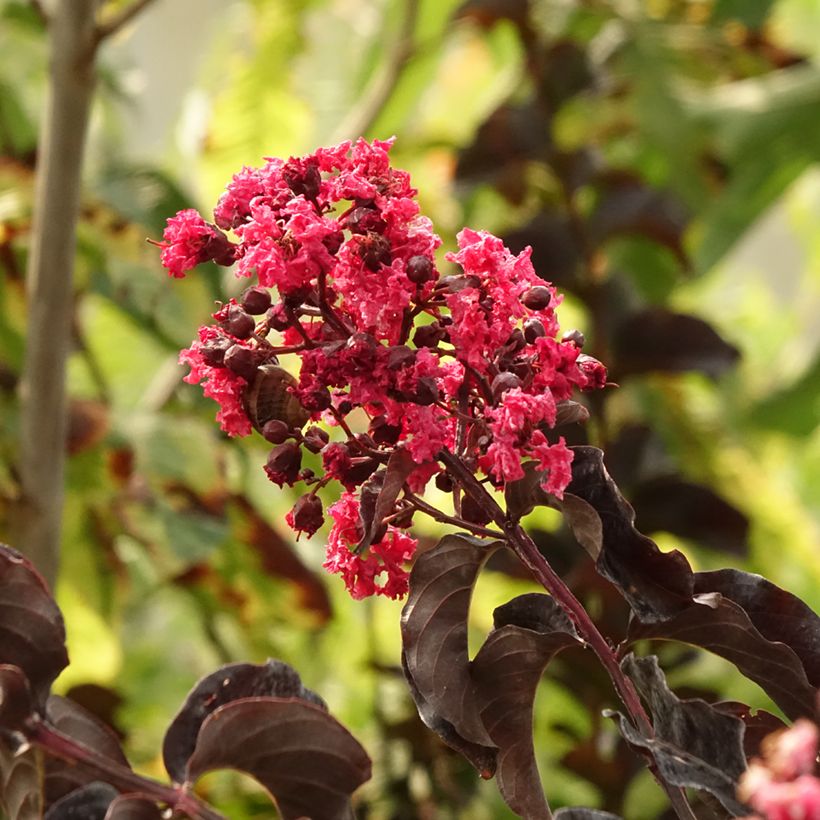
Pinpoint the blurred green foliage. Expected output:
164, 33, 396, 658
1, 0, 820, 816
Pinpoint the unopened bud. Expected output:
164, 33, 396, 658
223, 345, 258, 381
220, 303, 255, 339
491, 372, 521, 399
522, 285, 552, 311
240, 286, 272, 315
523, 318, 546, 344
406, 255, 434, 284
303, 425, 330, 453
264, 442, 302, 487
262, 419, 291, 444
288, 494, 324, 537
561, 329, 585, 348
200, 336, 232, 367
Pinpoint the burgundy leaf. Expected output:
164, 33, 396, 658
401, 651, 497, 778
45, 696, 130, 804
43, 782, 118, 820
0, 665, 34, 733
612, 308, 740, 381
104, 795, 163, 820
610, 655, 748, 816
713, 702, 788, 760
630, 477, 749, 556
471, 594, 580, 818
565, 448, 695, 621
695, 569, 820, 688
587, 173, 689, 268
628, 591, 817, 720
0, 545, 68, 708
401, 534, 503, 746
163, 659, 324, 784
356, 448, 416, 552
184, 697, 371, 820
554, 810, 623, 819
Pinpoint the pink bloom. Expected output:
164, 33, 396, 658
160, 209, 236, 277
528, 434, 574, 498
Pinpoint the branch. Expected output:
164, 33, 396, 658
11, 0, 99, 587
329, 0, 419, 142
95, 0, 158, 42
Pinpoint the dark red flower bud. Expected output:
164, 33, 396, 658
406, 255, 434, 284
577, 354, 608, 390
264, 442, 302, 487
522, 285, 552, 311
262, 419, 292, 444
223, 345, 258, 381
301, 387, 332, 412
299, 468, 316, 483
369, 416, 401, 445
461, 494, 492, 526
287, 494, 324, 537
266, 303, 291, 332
219, 303, 255, 339
322, 441, 352, 480
343, 204, 385, 235
303, 425, 330, 453
336, 398, 354, 416
491, 371, 521, 399
503, 328, 526, 354
202, 227, 237, 267
561, 329, 585, 348
435, 472, 454, 492
240, 286, 272, 315
439, 274, 480, 292
523, 318, 546, 344
200, 336, 232, 367
413, 323, 443, 349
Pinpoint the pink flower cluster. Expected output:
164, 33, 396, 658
159, 138, 606, 599
739, 719, 820, 820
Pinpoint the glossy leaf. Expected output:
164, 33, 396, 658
0, 545, 68, 708
163, 659, 325, 784
612, 308, 740, 380
44, 696, 130, 804
629, 589, 817, 719
713, 702, 788, 759
401, 533, 502, 746
611, 655, 748, 816
185, 697, 371, 820
471, 594, 580, 818
43, 782, 117, 820
564, 448, 695, 622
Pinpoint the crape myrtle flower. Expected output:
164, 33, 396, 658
159, 137, 608, 599
738, 719, 820, 820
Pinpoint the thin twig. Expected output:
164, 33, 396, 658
404, 491, 503, 541
329, 0, 420, 142
95, 0, 158, 42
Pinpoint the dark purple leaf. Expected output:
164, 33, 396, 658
554, 810, 623, 819
401, 534, 502, 746
401, 651, 497, 778
565, 448, 695, 621
185, 697, 371, 820
471, 594, 580, 817
612, 308, 740, 380
610, 655, 748, 816
503, 211, 581, 289
628, 590, 817, 720
630, 477, 749, 556
695, 569, 820, 688
45, 696, 130, 804
43, 782, 118, 820
587, 173, 689, 268
163, 659, 324, 784
356, 448, 416, 552
713, 702, 788, 760
0, 665, 34, 732
0, 545, 68, 708
104, 795, 163, 820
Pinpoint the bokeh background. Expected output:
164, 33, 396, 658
1, 0, 820, 816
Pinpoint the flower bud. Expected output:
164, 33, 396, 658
303, 425, 330, 453
577, 354, 608, 390
344, 203, 386, 235
223, 345, 258, 381
491, 371, 521, 399
301, 387, 332, 412
287, 494, 324, 537
523, 318, 546, 344
369, 416, 401, 445
240, 286, 272, 315
561, 329, 585, 348
283, 160, 321, 201
522, 285, 552, 311
503, 328, 526, 354
435, 472, 454, 492
261, 419, 291, 444
358, 234, 391, 271
266, 303, 291, 331
200, 336, 232, 367
220, 303, 256, 339
264, 442, 302, 487
406, 255, 434, 284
